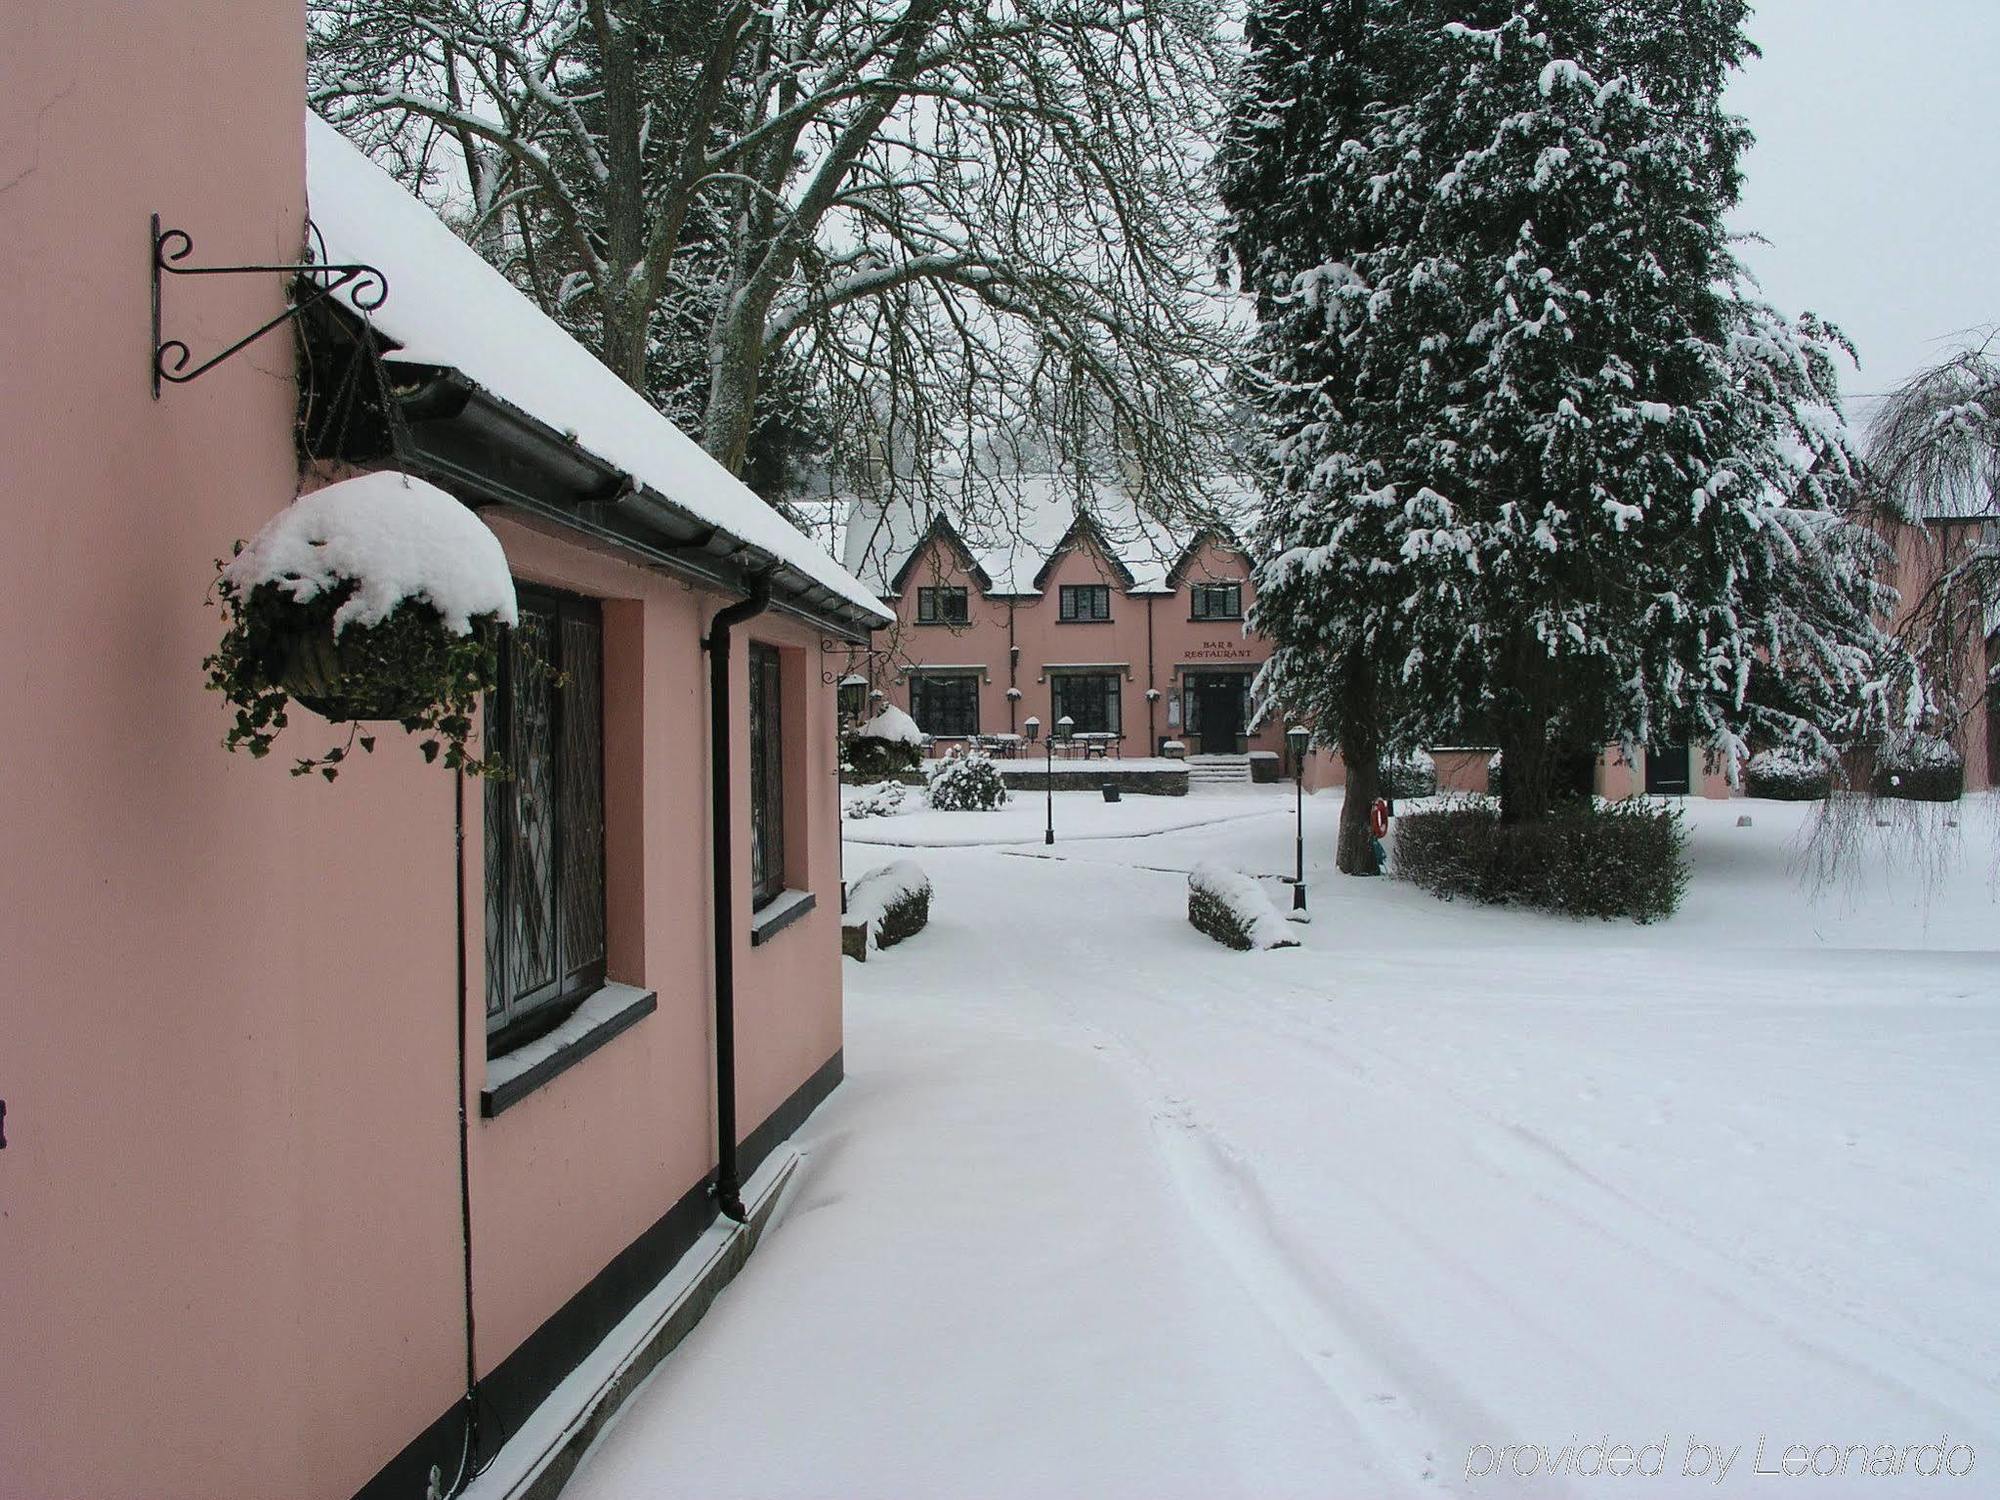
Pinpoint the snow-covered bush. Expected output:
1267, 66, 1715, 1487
841, 860, 931, 960
1187, 864, 1299, 951
1394, 799, 1688, 923
924, 747, 1008, 810
844, 780, 907, 819
844, 703, 925, 779
1745, 747, 1833, 801
1872, 734, 1963, 803
204, 473, 517, 780
1382, 750, 1438, 799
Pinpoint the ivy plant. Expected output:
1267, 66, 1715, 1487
203, 546, 506, 781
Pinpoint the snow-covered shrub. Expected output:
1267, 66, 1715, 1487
1394, 799, 1688, 923
1872, 734, 1963, 803
1187, 864, 1299, 951
1745, 747, 1833, 801
1382, 750, 1438, 799
841, 860, 931, 960
844, 781, 907, 820
204, 473, 517, 780
924, 747, 1008, 810
844, 703, 925, 779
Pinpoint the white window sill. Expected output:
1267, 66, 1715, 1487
750, 889, 817, 947
482, 982, 657, 1117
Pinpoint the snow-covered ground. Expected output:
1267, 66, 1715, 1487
571, 791, 1999, 1498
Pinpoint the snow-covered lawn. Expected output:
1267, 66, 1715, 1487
572, 791, 1999, 1499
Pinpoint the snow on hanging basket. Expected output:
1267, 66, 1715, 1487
204, 472, 519, 780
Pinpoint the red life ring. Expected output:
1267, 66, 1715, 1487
1369, 798, 1390, 839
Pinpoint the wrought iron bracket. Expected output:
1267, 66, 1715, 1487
819, 635, 899, 686
151, 213, 387, 398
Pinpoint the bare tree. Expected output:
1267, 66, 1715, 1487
308, 0, 1240, 523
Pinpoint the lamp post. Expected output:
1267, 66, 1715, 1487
1287, 725, 1310, 912
1047, 715, 1074, 845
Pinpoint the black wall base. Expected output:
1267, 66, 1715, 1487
355, 1049, 844, 1500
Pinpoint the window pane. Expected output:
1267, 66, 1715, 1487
911, 674, 977, 736
750, 645, 784, 907
508, 603, 559, 1002
1053, 673, 1119, 734
486, 590, 607, 1038
558, 607, 606, 989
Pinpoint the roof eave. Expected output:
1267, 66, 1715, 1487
387, 367, 887, 640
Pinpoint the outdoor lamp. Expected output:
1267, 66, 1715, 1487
1056, 715, 1075, 741
1024, 715, 1040, 742
1286, 725, 1310, 912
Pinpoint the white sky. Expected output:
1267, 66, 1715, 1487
1726, 1, 1998, 410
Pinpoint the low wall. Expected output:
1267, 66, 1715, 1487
858, 760, 1190, 796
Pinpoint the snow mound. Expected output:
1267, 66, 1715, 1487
857, 704, 925, 746
843, 860, 932, 958
1187, 864, 1299, 952
223, 472, 517, 636
844, 781, 908, 820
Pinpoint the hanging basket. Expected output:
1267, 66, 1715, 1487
278, 617, 434, 723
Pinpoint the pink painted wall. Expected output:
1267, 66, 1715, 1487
883, 533, 1278, 756
0, 13, 848, 1495
1305, 746, 1735, 800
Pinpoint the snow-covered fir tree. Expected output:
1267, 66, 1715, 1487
1228, 0, 1903, 830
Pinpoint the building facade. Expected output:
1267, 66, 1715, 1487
844, 496, 1281, 760
0, 11, 887, 1499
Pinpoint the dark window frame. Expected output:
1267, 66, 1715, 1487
1051, 672, 1122, 735
909, 672, 980, 738
485, 586, 608, 1055
749, 642, 787, 911
1190, 582, 1243, 621
915, 585, 970, 625
1058, 583, 1113, 623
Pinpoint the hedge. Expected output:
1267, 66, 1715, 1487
1394, 799, 1688, 923
1745, 748, 1832, 801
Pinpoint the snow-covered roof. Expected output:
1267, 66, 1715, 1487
305, 114, 888, 629
840, 475, 1249, 598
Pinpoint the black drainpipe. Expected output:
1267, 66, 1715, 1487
704, 572, 773, 1223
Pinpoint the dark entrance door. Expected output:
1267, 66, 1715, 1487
1196, 676, 1244, 754
1645, 741, 1691, 794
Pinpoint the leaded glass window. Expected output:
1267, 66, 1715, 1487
749, 643, 786, 910
485, 587, 606, 1049
909, 673, 979, 737
1058, 584, 1112, 622
1051, 672, 1121, 735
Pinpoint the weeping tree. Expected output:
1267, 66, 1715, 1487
1226, 0, 1902, 844
308, 0, 1239, 523
1863, 335, 2000, 761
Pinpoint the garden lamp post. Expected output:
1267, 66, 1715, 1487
1287, 724, 1310, 912
1048, 715, 1074, 845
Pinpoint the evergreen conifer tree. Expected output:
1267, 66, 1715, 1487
1228, 0, 1901, 840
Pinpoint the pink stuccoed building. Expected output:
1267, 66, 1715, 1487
0, 9, 887, 1500
842, 484, 1284, 772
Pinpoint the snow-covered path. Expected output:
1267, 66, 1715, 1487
571, 793, 1999, 1498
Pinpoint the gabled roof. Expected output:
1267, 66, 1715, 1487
1031, 512, 1137, 592
305, 115, 889, 636
1163, 527, 1247, 587
842, 475, 1251, 599
887, 514, 994, 595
